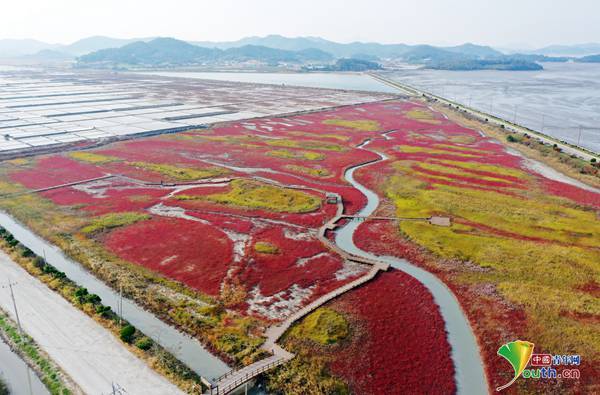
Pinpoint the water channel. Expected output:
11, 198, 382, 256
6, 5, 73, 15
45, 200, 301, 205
0, 211, 229, 382
0, 130, 488, 394
0, 336, 48, 395
334, 137, 489, 394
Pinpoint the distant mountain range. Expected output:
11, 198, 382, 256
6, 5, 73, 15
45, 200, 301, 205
77, 38, 334, 67
529, 43, 600, 56
0, 36, 152, 58
2, 34, 600, 71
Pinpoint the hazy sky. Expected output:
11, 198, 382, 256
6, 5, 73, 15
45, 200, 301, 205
1, 0, 599, 48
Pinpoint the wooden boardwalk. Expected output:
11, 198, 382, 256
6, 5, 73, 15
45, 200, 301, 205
207, 263, 387, 394
206, 191, 391, 394
0, 174, 115, 199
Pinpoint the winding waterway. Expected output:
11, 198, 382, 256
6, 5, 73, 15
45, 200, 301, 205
334, 137, 489, 394
0, 137, 486, 393
0, 211, 229, 381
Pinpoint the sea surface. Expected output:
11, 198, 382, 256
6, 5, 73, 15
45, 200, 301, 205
387, 62, 600, 153
142, 71, 399, 93
146, 64, 600, 153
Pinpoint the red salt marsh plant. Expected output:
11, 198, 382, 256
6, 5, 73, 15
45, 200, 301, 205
10, 156, 106, 189
324, 269, 455, 394
104, 216, 233, 296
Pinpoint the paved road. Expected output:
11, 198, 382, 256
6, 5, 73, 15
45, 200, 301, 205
0, 251, 183, 395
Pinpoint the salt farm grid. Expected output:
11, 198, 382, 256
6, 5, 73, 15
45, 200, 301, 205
0, 70, 395, 154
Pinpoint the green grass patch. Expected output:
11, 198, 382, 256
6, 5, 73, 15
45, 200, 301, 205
189, 179, 321, 213
128, 162, 227, 181
81, 212, 150, 234
69, 152, 119, 164
265, 139, 345, 152
289, 308, 349, 345
396, 145, 481, 158
254, 242, 280, 254
285, 165, 331, 178
267, 149, 325, 161
384, 161, 600, 359
405, 109, 441, 124
322, 119, 380, 131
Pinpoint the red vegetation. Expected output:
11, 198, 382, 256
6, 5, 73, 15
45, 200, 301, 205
538, 178, 600, 208
10, 157, 105, 189
329, 269, 456, 394
105, 217, 232, 296
241, 227, 348, 297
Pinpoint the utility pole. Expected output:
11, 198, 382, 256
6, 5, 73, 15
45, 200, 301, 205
118, 283, 123, 327
5, 281, 22, 335
513, 105, 518, 124
3, 281, 32, 395
577, 126, 582, 146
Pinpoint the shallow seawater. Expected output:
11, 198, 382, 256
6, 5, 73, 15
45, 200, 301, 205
387, 62, 600, 152
139, 71, 399, 93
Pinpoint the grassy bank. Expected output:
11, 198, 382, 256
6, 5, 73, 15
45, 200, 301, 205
0, 166, 266, 370
432, 100, 600, 189
0, 309, 73, 395
0, 226, 203, 393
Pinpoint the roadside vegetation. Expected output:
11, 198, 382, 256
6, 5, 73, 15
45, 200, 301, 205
0, 227, 204, 393
505, 132, 599, 178
0, 378, 7, 395
0, 309, 72, 395
435, 101, 600, 188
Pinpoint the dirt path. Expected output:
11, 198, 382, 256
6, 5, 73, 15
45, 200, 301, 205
0, 251, 183, 395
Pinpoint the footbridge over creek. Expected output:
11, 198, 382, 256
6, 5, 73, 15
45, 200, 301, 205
204, 202, 452, 394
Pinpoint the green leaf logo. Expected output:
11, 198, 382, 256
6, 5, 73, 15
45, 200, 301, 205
496, 340, 534, 391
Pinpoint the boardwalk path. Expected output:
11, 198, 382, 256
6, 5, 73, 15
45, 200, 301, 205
206, 146, 392, 395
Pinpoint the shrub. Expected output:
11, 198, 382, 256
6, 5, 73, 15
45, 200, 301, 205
33, 256, 46, 268
42, 264, 66, 279
135, 337, 153, 351
84, 294, 101, 304
20, 247, 34, 258
506, 134, 518, 143
120, 325, 136, 343
95, 305, 112, 318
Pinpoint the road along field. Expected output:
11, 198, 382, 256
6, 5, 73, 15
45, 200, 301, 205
0, 99, 598, 393
0, 250, 183, 394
